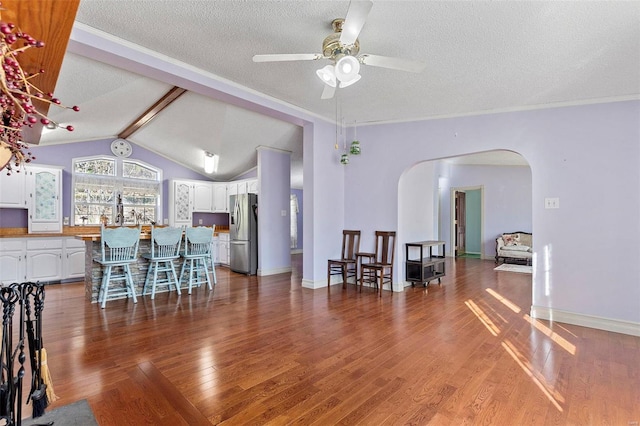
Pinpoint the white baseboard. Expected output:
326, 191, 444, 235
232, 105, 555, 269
302, 278, 399, 292
257, 266, 292, 276
302, 279, 325, 289
290, 249, 303, 254
531, 305, 640, 337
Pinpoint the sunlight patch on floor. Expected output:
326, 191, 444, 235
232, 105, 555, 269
485, 288, 521, 313
523, 314, 577, 355
501, 340, 565, 412
465, 299, 500, 336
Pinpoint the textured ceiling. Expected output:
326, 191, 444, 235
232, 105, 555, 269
40, 1, 640, 184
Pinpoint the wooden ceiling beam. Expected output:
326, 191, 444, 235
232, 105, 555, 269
118, 86, 187, 140
2, 0, 81, 145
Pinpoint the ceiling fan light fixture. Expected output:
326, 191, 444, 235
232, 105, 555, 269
335, 55, 360, 83
339, 74, 361, 88
316, 65, 337, 87
204, 151, 219, 174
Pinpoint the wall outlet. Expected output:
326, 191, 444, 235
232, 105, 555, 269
198, 219, 203, 224
163, 218, 168, 225
63, 217, 69, 225
281, 210, 287, 217
544, 197, 560, 209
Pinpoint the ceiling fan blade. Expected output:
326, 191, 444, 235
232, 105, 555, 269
321, 84, 336, 100
253, 53, 322, 62
360, 54, 426, 73
340, 0, 373, 46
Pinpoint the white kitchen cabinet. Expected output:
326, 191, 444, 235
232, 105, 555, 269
227, 182, 239, 198
213, 183, 228, 212
27, 165, 63, 233
64, 238, 86, 279
211, 236, 220, 264
169, 179, 194, 226
0, 237, 85, 284
247, 179, 258, 194
218, 233, 230, 266
193, 181, 214, 212
227, 179, 258, 208
0, 171, 27, 208
25, 239, 63, 282
0, 239, 26, 284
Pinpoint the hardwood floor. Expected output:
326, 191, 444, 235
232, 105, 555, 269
25, 256, 640, 425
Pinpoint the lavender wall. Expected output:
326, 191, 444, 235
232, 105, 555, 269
192, 212, 229, 228
302, 121, 346, 285
257, 147, 291, 274
340, 100, 639, 326
0, 208, 28, 228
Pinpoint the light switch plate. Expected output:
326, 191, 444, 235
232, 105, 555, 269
281, 210, 287, 217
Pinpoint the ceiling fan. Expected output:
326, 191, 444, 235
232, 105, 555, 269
252, 0, 426, 100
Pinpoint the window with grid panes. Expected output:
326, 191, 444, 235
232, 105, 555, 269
72, 156, 162, 226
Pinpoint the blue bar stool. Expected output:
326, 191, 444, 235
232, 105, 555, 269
95, 225, 141, 308
179, 226, 215, 294
142, 225, 183, 299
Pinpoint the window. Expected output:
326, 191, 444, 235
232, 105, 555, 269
72, 156, 162, 226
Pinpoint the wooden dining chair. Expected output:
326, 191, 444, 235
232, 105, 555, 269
327, 230, 361, 289
360, 231, 396, 297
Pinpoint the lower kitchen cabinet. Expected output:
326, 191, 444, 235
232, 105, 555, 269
0, 237, 86, 284
26, 239, 63, 282
64, 238, 87, 279
0, 239, 25, 285
218, 233, 230, 266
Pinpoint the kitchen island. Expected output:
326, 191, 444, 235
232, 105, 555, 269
76, 227, 227, 303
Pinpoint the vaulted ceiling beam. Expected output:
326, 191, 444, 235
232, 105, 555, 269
118, 86, 187, 139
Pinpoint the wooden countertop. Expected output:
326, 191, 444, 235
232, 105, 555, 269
0, 226, 229, 240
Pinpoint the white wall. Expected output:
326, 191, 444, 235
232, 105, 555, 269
339, 101, 639, 332
397, 161, 438, 287
257, 147, 291, 275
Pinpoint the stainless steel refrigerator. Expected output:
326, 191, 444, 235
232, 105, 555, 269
229, 193, 258, 275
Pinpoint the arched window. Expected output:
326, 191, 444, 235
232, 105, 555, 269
72, 156, 162, 226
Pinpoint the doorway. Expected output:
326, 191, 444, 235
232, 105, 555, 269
451, 186, 483, 259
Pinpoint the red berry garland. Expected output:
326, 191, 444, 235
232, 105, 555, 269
0, 2, 78, 175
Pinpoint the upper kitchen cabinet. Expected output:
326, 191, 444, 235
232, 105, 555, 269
247, 179, 258, 194
227, 178, 258, 206
27, 165, 63, 233
213, 183, 228, 213
0, 171, 28, 208
169, 179, 193, 226
193, 181, 214, 212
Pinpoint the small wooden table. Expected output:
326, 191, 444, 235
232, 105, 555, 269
405, 240, 446, 291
